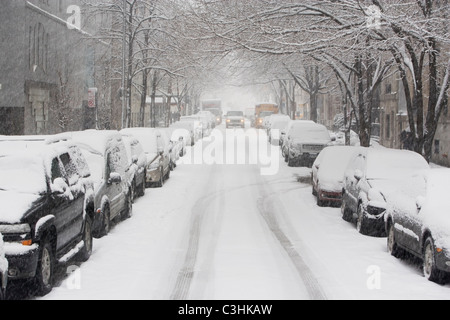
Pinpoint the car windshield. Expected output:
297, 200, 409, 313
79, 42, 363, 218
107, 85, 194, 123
227, 111, 244, 116
0, 154, 46, 194
260, 111, 273, 117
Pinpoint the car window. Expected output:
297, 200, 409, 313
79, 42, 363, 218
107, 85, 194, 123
51, 157, 66, 184
60, 153, 79, 186
106, 145, 127, 176
69, 146, 91, 178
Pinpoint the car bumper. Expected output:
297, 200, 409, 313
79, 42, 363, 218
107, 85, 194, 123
435, 249, 450, 273
4, 243, 39, 280
318, 190, 342, 204
147, 167, 162, 183
289, 151, 319, 166
363, 208, 386, 236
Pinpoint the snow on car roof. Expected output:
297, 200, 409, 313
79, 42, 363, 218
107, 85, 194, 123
365, 148, 430, 180
120, 128, 160, 155
68, 130, 124, 155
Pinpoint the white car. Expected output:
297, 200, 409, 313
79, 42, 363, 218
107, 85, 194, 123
171, 121, 196, 146
121, 128, 171, 188
285, 122, 332, 167
268, 116, 291, 145
385, 168, 450, 284
312, 146, 362, 207
341, 147, 430, 236
69, 130, 133, 237
281, 120, 316, 157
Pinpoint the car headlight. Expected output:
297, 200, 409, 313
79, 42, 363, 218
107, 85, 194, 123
0, 224, 32, 245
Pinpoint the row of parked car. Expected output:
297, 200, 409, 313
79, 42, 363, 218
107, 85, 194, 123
310, 144, 450, 284
261, 113, 450, 284
0, 124, 193, 298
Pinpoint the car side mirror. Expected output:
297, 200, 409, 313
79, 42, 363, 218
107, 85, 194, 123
51, 177, 68, 195
416, 196, 425, 212
354, 169, 363, 181
108, 172, 122, 184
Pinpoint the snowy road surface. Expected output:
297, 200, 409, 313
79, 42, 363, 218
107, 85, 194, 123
38, 126, 449, 300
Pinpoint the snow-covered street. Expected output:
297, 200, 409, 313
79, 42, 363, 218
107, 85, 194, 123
27, 126, 449, 300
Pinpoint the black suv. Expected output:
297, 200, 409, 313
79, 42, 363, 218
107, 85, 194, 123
0, 137, 95, 296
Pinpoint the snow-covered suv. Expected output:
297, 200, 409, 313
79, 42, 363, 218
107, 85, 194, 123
0, 137, 95, 296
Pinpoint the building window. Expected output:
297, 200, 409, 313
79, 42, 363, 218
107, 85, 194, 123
435, 140, 440, 155
385, 83, 392, 94
29, 23, 48, 73
385, 114, 391, 139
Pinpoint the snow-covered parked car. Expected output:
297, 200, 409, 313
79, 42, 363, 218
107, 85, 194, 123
196, 110, 217, 129
121, 134, 147, 201
284, 122, 332, 167
385, 168, 450, 284
312, 146, 362, 207
158, 128, 180, 171
171, 120, 197, 146
121, 128, 171, 188
265, 114, 290, 134
268, 115, 291, 145
0, 137, 95, 296
280, 120, 316, 158
341, 147, 430, 237
180, 116, 204, 139
168, 126, 191, 157
69, 130, 133, 238
0, 233, 8, 300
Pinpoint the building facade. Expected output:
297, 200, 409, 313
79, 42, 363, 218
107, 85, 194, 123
0, 0, 116, 136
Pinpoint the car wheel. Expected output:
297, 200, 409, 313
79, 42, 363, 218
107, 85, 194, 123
356, 202, 369, 235
165, 166, 171, 180
34, 236, 55, 296
139, 175, 146, 197
341, 195, 353, 222
122, 191, 133, 220
130, 181, 136, 202
423, 237, 445, 284
156, 168, 164, 188
387, 222, 401, 258
78, 217, 93, 262
100, 205, 111, 237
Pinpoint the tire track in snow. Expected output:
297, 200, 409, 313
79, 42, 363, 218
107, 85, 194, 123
256, 173, 327, 300
169, 166, 224, 300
